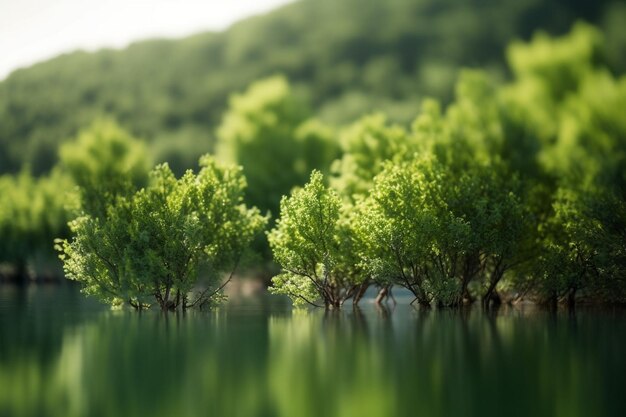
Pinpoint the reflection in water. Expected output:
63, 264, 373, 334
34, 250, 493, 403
268, 310, 395, 417
0, 286, 625, 417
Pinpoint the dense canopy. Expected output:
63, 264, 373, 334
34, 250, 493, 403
0, 1, 624, 308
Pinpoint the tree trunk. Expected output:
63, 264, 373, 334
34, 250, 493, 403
482, 283, 498, 309
482, 266, 505, 308
375, 286, 388, 305
567, 287, 577, 310
486, 290, 502, 308
460, 277, 470, 303
410, 295, 431, 308
161, 286, 172, 311
463, 288, 474, 304
459, 253, 479, 302
408, 281, 429, 307
353, 281, 370, 305
387, 285, 397, 305
548, 290, 558, 313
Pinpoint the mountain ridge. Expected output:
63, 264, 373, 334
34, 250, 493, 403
0, 0, 620, 175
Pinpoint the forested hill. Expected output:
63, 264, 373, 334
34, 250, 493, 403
1, 0, 623, 175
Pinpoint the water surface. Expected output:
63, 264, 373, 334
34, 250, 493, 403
0, 284, 624, 417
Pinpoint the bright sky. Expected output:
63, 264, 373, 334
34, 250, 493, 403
0, 0, 293, 80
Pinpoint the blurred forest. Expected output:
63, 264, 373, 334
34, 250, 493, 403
1, 0, 624, 176
1, 0, 626, 305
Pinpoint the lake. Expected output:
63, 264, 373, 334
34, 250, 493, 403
0, 284, 625, 417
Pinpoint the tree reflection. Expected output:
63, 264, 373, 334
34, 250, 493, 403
268, 311, 396, 417
0, 294, 624, 417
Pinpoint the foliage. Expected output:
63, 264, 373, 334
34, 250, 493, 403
353, 157, 450, 306
268, 171, 362, 308
331, 114, 413, 200
56, 155, 267, 310
264, 23, 626, 308
216, 76, 338, 217
507, 22, 603, 101
0, 0, 618, 175
352, 157, 525, 307
506, 23, 626, 304
0, 169, 73, 278
1, 11, 626, 306
535, 187, 626, 304
58, 119, 150, 218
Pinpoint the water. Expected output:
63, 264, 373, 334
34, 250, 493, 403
0, 284, 625, 417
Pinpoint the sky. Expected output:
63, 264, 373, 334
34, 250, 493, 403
0, 0, 293, 80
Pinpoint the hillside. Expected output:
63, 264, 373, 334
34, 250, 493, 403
0, 0, 623, 175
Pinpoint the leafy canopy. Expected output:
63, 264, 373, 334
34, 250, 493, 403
268, 171, 362, 308
56, 155, 267, 310
59, 119, 150, 218
0, 168, 73, 276
217, 76, 338, 217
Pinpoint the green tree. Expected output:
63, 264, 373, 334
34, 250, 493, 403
0, 168, 73, 279
56, 155, 267, 310
503, 22, 625, 193
268, 171, 362, 308
507, 23, 626, 305
354, 156, 526, 307
59, 119, 150, 218
294, 119, 340, 179
534, 187, 626, 307
354, 158, 445, 306
217, 76, 338, 218
507, 22, 603, 102
331, 113, 412, 200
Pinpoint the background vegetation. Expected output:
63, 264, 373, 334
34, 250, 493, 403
1, 0, 625, 306
1, 0, 623, 176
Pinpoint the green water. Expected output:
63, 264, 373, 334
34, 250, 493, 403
0, 284, 624, 417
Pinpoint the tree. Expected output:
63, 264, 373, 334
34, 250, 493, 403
512, 24, 626, 306
507, 22, 603, 102
216, 76, 338, 218
354, 157, 462, 306
56, 155, 267, 310
534, 187, 626, 307
0, 119, 148, 281
354, 155, 526, 307
0, 168, 73, 279
59, 118, 150, 219
331, 113, 412, 200
268, 171, 362, 308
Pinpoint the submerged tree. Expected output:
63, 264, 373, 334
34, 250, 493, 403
56, 155, 267, 310
534, 187, 626, 307
327, 114, 418, 301
268, 171, 363, 308
353, 156, 526, 307
354, 158, 449, 307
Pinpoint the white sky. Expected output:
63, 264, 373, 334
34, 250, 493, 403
0, 0, 293, 80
